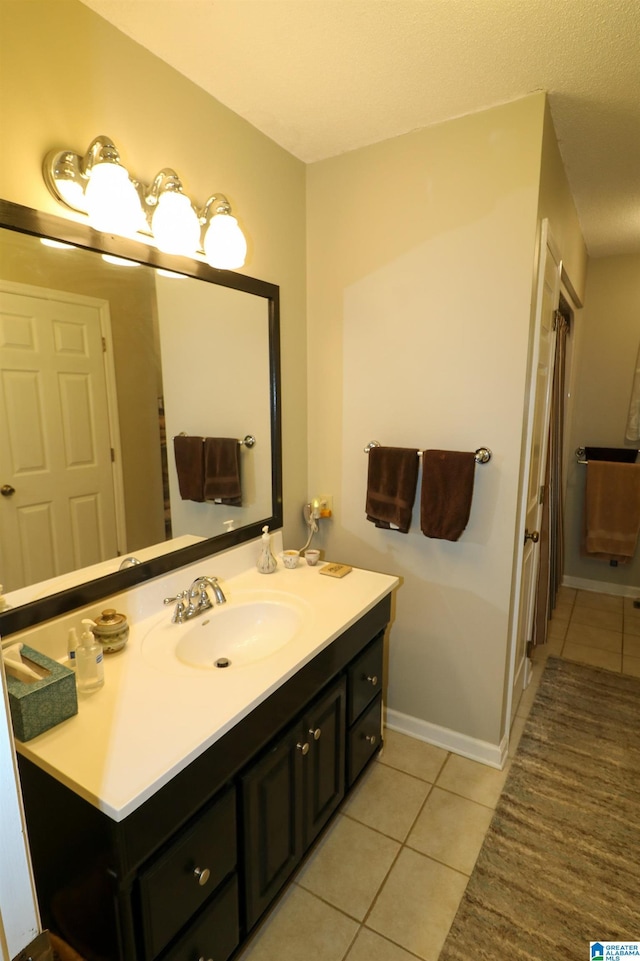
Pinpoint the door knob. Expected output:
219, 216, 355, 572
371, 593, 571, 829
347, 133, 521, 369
1, 485, 15, 497
524, 529, 540, 543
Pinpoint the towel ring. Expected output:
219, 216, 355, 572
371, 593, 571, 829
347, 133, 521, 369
364, 441, 492, 464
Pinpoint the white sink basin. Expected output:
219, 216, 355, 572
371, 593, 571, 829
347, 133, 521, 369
141, 591, 310, 671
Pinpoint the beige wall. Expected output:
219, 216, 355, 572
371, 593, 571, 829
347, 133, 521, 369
0, 0, 308, 542
307, 95, 549, 748
564, 253, 640, 590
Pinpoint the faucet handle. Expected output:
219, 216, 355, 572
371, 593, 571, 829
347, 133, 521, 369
164, 591, 188, 623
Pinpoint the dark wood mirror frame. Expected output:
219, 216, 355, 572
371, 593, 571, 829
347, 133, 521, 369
0, 199, 282, 637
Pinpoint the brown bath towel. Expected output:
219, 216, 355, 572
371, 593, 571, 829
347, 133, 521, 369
583, 460, 640, 562
365, 446, 419, 533
421, 450, 476, 541
204, 437, 242, 506
173, 435, 204, 501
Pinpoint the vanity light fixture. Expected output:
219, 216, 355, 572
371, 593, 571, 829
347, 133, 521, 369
144, 168, 201, 256
43, 136, 248, 269
201, 194, 248, 270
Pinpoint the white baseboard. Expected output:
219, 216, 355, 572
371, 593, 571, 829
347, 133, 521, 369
562, 575, 640, 598
385, 707, 508, 770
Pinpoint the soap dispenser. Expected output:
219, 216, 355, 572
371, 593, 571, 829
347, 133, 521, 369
257, 525, 277, 574
76, 619, 105, 692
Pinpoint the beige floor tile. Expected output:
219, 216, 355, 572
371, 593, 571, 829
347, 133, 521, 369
379, 729, 448, 783
406, 787, 493, 876
547, 619, 568, 642
346, 928, 419, 961
296, 815, 400, 921
545, 632, 564, 655
556, 586, 577, 602
570, 606, 623, 633
508, 713, 527, 756
575, 590, 624, 614
562, 642, 621, 672
366, 848, 468, 961
237, 885, 358, 961
624, 634, 640, 656
565, 623, 622, 653
341, 761, 431, 841
551, 598, 575, 619
623, 610, 640, 637
435, 754, 509, 808
622, 654, 640, 677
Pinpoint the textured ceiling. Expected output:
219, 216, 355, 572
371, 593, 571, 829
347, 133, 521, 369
80, 0, 640, 257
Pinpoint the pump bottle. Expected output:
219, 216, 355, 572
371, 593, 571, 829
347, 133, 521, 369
76, 619, 105, 692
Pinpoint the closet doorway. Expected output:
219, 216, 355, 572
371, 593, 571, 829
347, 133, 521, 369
532, 292, 574, 648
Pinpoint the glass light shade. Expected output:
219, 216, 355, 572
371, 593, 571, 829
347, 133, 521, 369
84, 162, 143, 235
151, 191, 200, 255
54, 176, 86, 212
203, 213, 247, 269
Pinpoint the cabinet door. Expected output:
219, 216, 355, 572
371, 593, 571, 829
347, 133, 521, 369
241, 724, 305, 931
303, 677, 346, 846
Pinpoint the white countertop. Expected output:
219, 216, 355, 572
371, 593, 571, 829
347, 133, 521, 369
15, 548, 397, 822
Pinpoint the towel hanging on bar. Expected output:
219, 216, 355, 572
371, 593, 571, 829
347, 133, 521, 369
420, 450, 477, 541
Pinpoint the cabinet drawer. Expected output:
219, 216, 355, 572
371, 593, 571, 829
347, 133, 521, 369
164, 875, 239, 961
139, 786, 236, 960
347, 632, 383, 724
347, 693, 382, 786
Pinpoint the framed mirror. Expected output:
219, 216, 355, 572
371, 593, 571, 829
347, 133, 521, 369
0, 199, 282, 636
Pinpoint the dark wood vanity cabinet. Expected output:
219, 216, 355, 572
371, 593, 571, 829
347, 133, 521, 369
18, 595, 391, 961
242, 677, 346, 930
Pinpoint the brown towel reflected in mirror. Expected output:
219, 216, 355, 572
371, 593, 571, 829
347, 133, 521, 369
204, 438, 242, 506
173, 435, 205, 502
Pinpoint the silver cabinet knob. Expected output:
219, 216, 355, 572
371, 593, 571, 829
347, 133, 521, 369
297, 742, 310, 755
365, 734, 377, 746
308, 727, 322, 740
193, 866, 210, 886
524, 529, 539, 543
366, 674, 378, 686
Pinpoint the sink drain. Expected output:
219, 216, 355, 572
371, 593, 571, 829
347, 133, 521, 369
215, 657, 231, 668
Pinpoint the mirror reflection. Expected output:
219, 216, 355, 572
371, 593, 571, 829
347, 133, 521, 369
0, 202, 281, 634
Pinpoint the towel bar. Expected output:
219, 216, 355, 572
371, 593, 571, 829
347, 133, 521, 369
176, 433, 256, 448
575, 446, 639, 465
364, 441, 491, 464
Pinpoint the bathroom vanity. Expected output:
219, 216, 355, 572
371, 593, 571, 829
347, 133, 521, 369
14, 554, 397, 961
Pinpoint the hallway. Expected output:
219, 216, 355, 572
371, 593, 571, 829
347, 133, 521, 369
236, 586, 640, 961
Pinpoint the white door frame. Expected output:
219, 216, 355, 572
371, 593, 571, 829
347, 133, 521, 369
505, 219, 562, 730
0, 279, 127, 562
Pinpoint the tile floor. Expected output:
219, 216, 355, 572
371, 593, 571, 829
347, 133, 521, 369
237, 587, 640, 961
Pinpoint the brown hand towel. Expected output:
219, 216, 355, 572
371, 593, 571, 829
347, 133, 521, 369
173, 435, 204, 502
203, 437, 242, 506
365, 446, 419, 533
420, 450, 476, 541
583, 461, 640, 562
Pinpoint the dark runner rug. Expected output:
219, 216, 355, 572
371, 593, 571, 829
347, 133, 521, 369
439, 656, 640, 961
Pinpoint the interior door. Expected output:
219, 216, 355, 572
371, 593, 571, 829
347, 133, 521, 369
0, 283, 121, 591
509, 220, 561, 723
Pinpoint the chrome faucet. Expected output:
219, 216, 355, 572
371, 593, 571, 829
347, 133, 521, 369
164, 576, 226, 623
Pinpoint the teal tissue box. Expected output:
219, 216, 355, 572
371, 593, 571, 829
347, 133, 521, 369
6, 645, 78, 741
